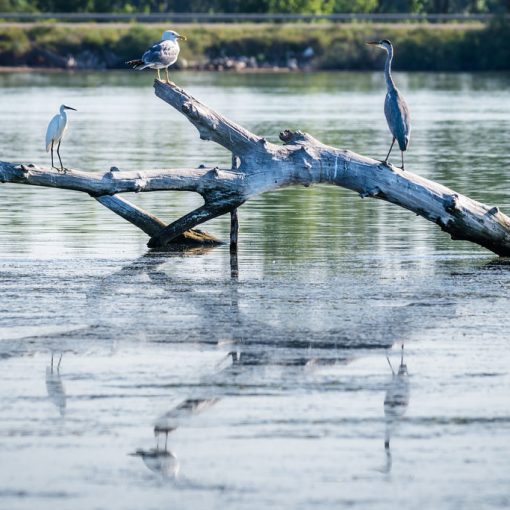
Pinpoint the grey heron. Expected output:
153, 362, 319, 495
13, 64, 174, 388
126, 30, 187, 83
367, 39, 411, 170
45, 104, 77, 173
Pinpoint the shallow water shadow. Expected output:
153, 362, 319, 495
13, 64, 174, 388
381, 345, 410, 474
45, 352, 66, 417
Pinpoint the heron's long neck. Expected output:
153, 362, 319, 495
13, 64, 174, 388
384, 47, 396, 91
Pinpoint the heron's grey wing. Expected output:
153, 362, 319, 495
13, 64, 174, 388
45, 114, 61, 152
142, 40, 180, 67
384, 89, 411, 150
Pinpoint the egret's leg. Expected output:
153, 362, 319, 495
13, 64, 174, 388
57, 353, 63, 372
50, 141, 56, 170
386, 356, 395, 376
383, 138, 395, 166
401, 152, 405, 171
56, 140, 65, 173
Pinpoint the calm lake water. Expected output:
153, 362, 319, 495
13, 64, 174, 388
1, 71, 510, 510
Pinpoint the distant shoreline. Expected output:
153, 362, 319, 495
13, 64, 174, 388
0, 21, 508, 72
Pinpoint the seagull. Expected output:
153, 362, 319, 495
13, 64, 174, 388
367, 39, 411, 170
126, 30, 187, 83
45, 104, 77, 173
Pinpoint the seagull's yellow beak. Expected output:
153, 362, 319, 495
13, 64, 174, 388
177, 35, 187, 41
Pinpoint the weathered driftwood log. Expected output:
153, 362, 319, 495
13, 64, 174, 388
2, 79, 510, 255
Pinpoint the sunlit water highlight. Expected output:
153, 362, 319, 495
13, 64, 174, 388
1, 71, 510, 509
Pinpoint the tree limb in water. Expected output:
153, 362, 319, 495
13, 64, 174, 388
1, 79, 510, 256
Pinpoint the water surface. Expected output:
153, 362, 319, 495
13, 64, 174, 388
1, 71, 510, 509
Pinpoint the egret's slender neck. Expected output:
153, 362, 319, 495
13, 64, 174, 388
59, 106, 67, 117
384, 46, 396, 91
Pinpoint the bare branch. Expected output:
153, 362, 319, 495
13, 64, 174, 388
148, 202, 236, 248
94, 195, 166, 236
153, 80, 263, 155
0, 162, 242, 198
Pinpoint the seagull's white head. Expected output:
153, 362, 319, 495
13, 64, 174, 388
367, 39, 393, 53
162, 30, 187, 42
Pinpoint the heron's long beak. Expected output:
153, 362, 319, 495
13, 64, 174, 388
366, 41, 379, 46
64, 105, 77, 111
177, 35, 187, 41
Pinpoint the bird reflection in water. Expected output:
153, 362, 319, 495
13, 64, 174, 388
382, 344, 409, 473
45, 352, 66, 417
132, 398, 219, 479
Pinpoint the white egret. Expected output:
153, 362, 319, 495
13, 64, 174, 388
45, 104, 77, 173
126, 30, 187, 83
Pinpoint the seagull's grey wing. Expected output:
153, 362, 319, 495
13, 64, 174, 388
384, 89, 411, 151
142, 40, 180, 67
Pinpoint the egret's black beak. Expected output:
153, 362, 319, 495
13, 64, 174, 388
177, 35, 187, 41
64, 105, 77, 111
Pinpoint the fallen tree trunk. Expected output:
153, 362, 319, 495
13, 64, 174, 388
2, 80, 510, 256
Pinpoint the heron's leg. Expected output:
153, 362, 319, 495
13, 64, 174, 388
383, 138, 395, 165
401, 152, 405, 171
56, 140, 65, 173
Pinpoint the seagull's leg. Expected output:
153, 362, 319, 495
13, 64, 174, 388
56, 140, 65, 173
157, 69, 161, 81
165, 67, 176, 86
383, 138, 395, 166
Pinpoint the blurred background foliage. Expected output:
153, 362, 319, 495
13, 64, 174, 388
0, 0, 508, 13
0, 19, 509, 70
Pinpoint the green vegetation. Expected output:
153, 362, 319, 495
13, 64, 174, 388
0, 0, 508, 14
0, 20, 509, 70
